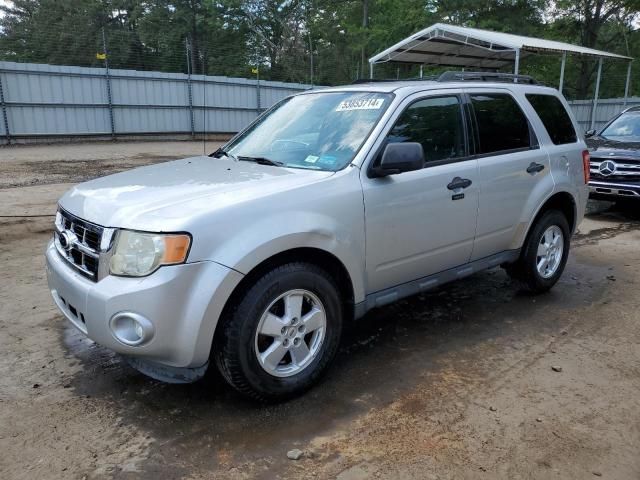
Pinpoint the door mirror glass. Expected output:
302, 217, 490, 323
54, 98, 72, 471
371, 142, 425, 177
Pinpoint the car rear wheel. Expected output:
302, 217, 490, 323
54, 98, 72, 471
505, 210, 571, 293
214, 262, 343, 402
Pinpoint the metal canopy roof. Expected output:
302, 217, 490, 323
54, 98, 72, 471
369, 23, 632, 69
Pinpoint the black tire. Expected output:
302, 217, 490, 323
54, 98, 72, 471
505, 209, 571, 294
214, 262, 343, 402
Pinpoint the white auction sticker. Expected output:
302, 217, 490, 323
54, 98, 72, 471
304, 155, 319, 163
336, 98, 385, 111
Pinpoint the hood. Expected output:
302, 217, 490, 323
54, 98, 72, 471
59, 156, 334, 231
587, 137, 640, 159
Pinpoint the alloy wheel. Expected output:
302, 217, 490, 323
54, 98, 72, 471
254, 289, 327, 377
536, 225, 564, 279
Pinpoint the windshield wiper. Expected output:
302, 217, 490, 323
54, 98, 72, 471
209, 147, 238, 161
237, 155, 284, 167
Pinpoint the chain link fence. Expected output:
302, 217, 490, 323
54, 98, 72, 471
0, 25, 343, 86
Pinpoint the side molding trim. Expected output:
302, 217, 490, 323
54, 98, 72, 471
354, 249, 520, 319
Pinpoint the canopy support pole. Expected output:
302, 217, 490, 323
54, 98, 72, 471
590, 58, 603, 131
559, 52, 567, 94
623, 62, 632, 107
369, 62, 373, 79
514, 49, 520, 76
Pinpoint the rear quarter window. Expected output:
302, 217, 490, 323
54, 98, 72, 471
526, 94, 577, 145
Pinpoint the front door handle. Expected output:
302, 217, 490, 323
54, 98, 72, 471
447, 177, 472, 190
526, 162, 545, 174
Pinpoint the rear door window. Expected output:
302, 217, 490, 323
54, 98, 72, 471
470, 93, 533, 155
526, 94, 577, 145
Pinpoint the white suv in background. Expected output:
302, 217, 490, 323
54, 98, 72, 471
46, 72, 589, 401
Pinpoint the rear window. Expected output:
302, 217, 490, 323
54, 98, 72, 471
470, 93, 532, 155
526, 94, 577, 145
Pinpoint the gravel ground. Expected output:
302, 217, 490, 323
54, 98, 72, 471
0, 142, 639, 480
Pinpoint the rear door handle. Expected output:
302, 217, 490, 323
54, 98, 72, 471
526, 162, 545, 174
447, 177, 472, 190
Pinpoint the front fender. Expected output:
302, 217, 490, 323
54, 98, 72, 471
218, 211, 366, 304
186, 167, 367, 305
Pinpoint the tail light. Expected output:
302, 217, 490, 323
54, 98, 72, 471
582, 150, 590, 184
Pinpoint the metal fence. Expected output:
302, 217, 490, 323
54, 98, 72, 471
0, 61, 311, 144
0, 61, 637, 145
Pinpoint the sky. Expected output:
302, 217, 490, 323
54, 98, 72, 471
0, 0, 9, 18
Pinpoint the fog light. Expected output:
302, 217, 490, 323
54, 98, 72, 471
109, 312, 154, 346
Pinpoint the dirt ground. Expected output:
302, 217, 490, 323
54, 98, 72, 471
0, 141, 639, 480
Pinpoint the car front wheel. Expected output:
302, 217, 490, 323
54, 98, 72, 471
214, 262, 343, 401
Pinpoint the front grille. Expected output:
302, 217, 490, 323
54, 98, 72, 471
590, 173, 640, 183
54, 208, 105, 281
590, 157, 640, 181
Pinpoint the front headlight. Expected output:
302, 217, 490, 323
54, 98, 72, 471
109, 230, 191, 277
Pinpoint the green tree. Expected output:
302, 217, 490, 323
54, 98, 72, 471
0, 0, 108, 66
1, 0, 638, 93
552, 0, 640, 98
429, 0, 546, 34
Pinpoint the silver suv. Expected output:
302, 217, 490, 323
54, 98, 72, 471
46, 73, 589, 400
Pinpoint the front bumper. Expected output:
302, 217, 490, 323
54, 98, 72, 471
45, 240, 243, 371
589, 180, 640, 200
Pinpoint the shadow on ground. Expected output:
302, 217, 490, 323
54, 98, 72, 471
57, 201, 638, 477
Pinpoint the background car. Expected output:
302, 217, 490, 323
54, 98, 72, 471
586, 106, 640, 202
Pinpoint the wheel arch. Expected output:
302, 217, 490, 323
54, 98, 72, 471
212, 247, 351, 400
215, 247, 357, 340
523, 190, 577, 245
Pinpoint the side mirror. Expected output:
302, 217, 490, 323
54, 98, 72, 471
585, 129, 596, 138
370, 142, 425, 178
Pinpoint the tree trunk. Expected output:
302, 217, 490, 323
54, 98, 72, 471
575, 1, 603, 99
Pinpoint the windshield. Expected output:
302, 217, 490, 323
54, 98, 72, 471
600, 112, 640, 142
226, 91, 393, 171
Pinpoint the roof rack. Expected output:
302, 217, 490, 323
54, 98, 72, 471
352, 71, 537, 85
351, 76, 438, 84
436, 71, 538, 84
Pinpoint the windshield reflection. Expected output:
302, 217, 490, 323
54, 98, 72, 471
601, 112, 640, 142
227, 91, 393, 171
